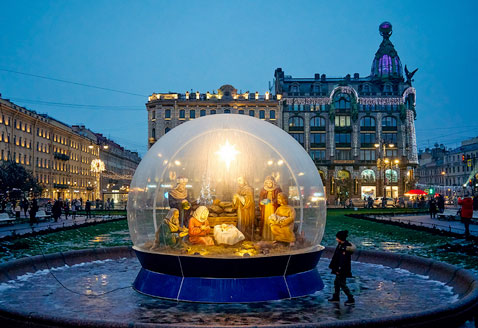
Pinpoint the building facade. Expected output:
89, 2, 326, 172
0, 96, 140, 202
417, 138, 478, 197
146, 22, 419, 202
72, 126, 141, 206
146, 84, 282, 147
274, 22, 418, 202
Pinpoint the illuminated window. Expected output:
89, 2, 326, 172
335, 115, 351, 127
288, 116, 304, 131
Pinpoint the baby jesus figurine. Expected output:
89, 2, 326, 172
269, 192, 296, 244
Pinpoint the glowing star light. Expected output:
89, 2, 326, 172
216, 140, 239, 170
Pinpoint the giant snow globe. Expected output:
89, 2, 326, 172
128, 114, 326, 302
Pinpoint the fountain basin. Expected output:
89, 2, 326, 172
0, 246, 476, 327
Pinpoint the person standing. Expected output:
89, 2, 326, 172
21, 197, 29, 218
85, 199, 92, 219
437, 194, 445, 213
458, 194, 474, 240
29, 198, 39, 224
63, 199, 70, 219
52, 199, 62, 222
428, 198, 437, 219
71, 199, 77, 220
328, 230, 356, 305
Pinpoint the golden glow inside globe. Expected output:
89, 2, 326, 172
127, 114, 326, 258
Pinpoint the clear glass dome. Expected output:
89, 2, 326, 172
127, 114, 326, 257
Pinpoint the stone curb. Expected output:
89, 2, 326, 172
0, 246, 476, 328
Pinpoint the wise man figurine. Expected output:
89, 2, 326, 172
169, 177, 191, 227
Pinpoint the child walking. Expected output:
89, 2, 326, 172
328, 230, 356, 305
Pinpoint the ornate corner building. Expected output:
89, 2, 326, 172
146, 22, 419, 202
274, 22, 418, 202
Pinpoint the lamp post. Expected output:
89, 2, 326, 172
375, 140, 395, 199
441, 171, 446, 197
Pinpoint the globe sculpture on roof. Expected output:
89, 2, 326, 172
127, 114, 326, 302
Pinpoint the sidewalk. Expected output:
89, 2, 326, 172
361, 213, 478, 237
0, 214, 125, 240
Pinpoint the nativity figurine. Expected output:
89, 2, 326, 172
168, 177, 191, 227
269, 192, 296, 244
188, 206, 214, 246
259, 176, 282, 240
151, 208, 188, 250
233, 176, 255, 240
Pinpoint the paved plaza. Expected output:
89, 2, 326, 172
371, 211, 478, 237
0, 214, 125, 239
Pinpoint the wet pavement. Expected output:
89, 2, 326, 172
0, 257, 458, 326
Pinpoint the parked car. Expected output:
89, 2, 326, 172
373, 197, 396, 208
350, 198, 366, 208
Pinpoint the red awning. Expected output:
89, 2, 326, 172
405, 189, 427, 195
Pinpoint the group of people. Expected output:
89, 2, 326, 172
1, 197, 39, 224
50, 198, 94, 221
428, 194, 446, 219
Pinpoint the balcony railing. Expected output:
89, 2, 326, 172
53, 183, 69, 189
382, 126, 398, 132
335, 143, 351, 148
289, 126, 304, 132
310, 126, 326, 132
310, 143, 326, 148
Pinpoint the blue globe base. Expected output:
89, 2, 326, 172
133, 267, 324, 303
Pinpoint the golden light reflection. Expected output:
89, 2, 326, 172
215, 140, 239, 170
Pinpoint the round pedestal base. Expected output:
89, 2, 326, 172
132, 247, 324, 303
133, 267, 324, 303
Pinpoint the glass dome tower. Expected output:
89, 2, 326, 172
128, 114, 326, 302
371, 22, 404, 80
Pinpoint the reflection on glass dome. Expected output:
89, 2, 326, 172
128, 114, 326, 258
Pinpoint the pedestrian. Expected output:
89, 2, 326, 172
110, 199, 114, 210
29, 198, 39, 224
52, 199, 62, 222
71, 199, 77, 220
458, 194, 474, 240
14, 201, 21, 219
85, 199, 92, 219
428, 198, 437, 219
63, 199, 70, 219
328, 230, 356, 305
21, 197, 29, 217
367, 196, 373, 209
437, 194, 445, 213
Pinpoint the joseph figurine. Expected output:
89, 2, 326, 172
233, 176, 255, 240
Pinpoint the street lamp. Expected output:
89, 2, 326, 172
375, 140, 396, 199
441, 171, 446, 196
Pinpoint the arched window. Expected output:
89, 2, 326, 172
337, 170, 351, 180
311, 83, 321, 95
385, 169, 398, 183
334, 93, 351, 110
288, 116, 304, 131
382, 116, 397, 131
361, 169, 376, 183
360, 116, 376, 131
310, 116, 326, 131
362, 84, 371, 94
383, 83, 393, 94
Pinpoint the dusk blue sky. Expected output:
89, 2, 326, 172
1, 0, 477, 156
